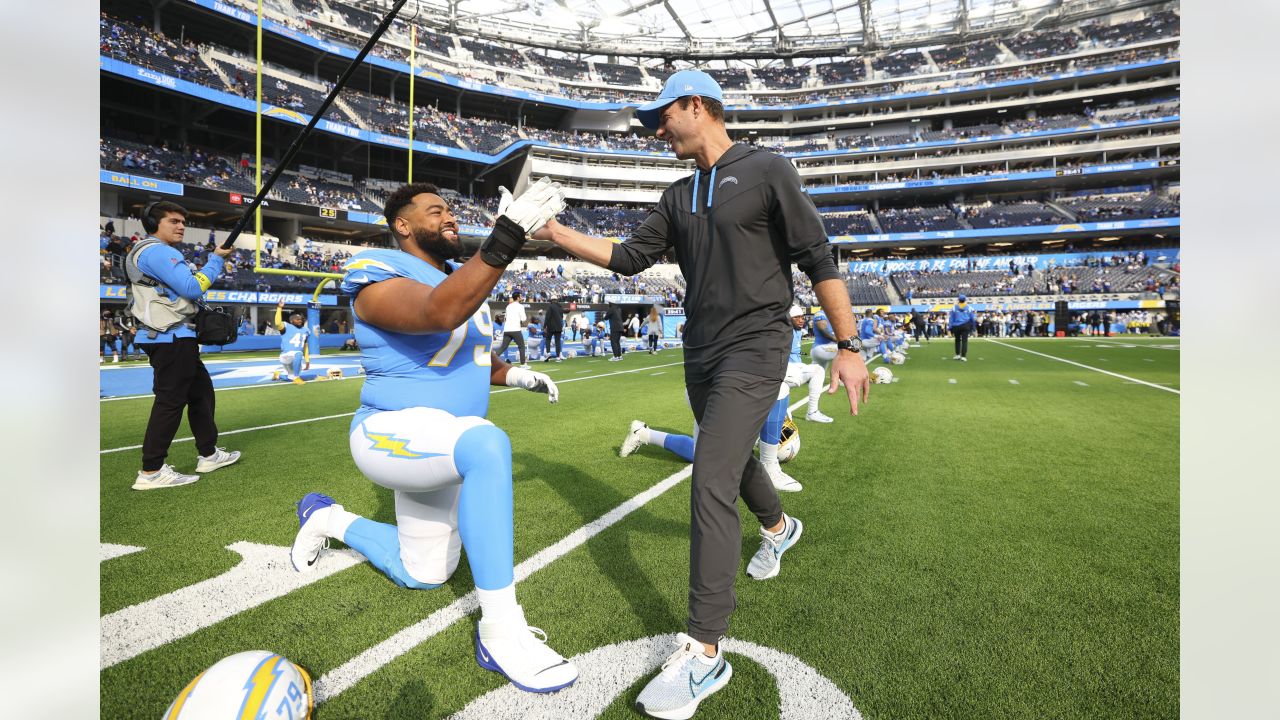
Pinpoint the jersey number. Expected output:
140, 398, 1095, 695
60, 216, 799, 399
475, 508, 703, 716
289, 332, 306, 348
428, 309, 493, 367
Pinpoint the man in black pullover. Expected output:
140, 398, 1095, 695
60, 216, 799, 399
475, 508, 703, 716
534, 69, 870, 719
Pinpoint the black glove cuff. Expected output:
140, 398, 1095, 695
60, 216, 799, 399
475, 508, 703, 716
479, 215, 527, 268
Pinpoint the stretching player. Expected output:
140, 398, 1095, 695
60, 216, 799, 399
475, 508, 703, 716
620, 385, 803, 492
857, 309, 881, 363
273, 299, 310, 385
288, 179, 580, 693
785, 306, 833, 423
809, 307, 838, 369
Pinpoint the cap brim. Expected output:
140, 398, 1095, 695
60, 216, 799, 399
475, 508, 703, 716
634, 97, 676, 129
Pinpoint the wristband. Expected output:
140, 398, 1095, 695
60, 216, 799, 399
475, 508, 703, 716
479, 215, 527, 268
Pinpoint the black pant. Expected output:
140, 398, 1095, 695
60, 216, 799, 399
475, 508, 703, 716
648, 333, 659, 351
685, 370, 785, 645
609, 330, 622, 358
496, 331, 526, 364
543, 331, 562, 358
953, 327, 971, 357
140, 338, 218, 471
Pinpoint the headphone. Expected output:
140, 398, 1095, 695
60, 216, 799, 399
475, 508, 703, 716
140, 201, 162, 234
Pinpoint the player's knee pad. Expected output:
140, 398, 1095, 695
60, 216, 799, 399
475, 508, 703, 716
350, 407, 492, 493
394, 488, 462, 587
453, 424, 512, 477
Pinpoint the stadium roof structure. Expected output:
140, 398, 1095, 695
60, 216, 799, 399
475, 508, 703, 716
361, 0, 1169, 59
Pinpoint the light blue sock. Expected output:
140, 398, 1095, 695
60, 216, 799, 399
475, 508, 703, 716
342, 517, 441, 590
453, 425, 515, 591
292, 354, 304, 378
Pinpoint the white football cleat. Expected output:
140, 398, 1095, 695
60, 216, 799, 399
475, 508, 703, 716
475, 607, 578, 693
635, 633, 732, 720
620, 420, 648, 458
805, 410, 834, 423
747, 514, 804, 580
132, 464, 199, 491
290, 493, 336, 572
195, 447, 241, 473
763, 461, 802, 492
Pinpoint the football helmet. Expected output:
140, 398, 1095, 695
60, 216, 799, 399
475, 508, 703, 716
777, 413, 802, 463
872, 366, 894, 384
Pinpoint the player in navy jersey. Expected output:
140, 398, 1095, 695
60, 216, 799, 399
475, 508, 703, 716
273, 299, 310, 385
287, 180, 580, 693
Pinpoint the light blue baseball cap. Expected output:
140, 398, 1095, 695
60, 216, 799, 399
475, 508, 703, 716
635, 70, 724, 129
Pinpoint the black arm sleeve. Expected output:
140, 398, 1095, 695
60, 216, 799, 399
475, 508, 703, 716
607, 197, 673, 276
767, 156, 840, 286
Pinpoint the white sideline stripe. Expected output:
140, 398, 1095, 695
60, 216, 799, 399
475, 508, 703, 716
650, 371, 666, 376
1074, 381, 1089, 387
100, 543, 145, 562
100, 373, 363, 402
100, 362, 687, 454
101, 542, 365, 669
987, 339, 1179, 395
100, 413, 357, 454
314, 396, 814, 705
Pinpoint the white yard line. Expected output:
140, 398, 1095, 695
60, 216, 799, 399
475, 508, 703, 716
1074, 381, 1090, 387
987, 340, 1179, 395
313, 395, 811, 704
101, 362, 686, 454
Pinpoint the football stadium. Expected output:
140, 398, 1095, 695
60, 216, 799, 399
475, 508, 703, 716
94, 0, 1196, 717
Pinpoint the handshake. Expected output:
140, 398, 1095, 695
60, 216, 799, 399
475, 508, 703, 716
479, 177, 565, 268
498, 176, 566, 238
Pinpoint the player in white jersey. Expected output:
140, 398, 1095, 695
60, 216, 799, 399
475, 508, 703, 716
287, 180, 580, 694
785, 306, 833, 423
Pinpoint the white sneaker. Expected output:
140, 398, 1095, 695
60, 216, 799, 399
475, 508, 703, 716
763, 461, 802, 492
517, 363, 531, 370
953, 354, 962, 360
960, 357, 968, 362
747, 514, 804, 580
195, 447, 241, 473
620, 420, 648, 458
805, 410, 834, 423
635, 633, 732, 720
475, 607, 578, 693
112, 355, 120, 363
132, 464, 199, 491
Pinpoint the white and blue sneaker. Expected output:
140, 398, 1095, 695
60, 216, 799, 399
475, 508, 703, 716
635, 633, 733, 720
290, 492, 336, 572
475, 607, 578, 693
746, 514, 803, 580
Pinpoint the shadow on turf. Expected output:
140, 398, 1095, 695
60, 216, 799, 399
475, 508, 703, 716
516, 451, 689, 638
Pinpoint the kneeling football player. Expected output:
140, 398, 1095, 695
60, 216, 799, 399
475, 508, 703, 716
289, 180, 579, 693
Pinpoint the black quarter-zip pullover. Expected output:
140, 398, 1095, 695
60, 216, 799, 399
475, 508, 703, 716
607, 143, 840, 382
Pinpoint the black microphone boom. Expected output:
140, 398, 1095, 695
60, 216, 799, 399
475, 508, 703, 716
223, 0, 411, 249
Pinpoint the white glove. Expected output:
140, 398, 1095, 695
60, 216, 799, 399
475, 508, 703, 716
498, 177, 565, 235
505, 366, 559, 403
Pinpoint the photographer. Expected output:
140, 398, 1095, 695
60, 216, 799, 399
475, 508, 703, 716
126, 201, 240, 490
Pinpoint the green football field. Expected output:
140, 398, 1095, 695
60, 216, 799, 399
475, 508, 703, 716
100, 335, 1179, 719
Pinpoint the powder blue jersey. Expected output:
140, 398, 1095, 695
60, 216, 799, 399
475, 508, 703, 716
811, 310, 837, 343
280, 321, 311, 353
858, 317, 878, 341
788, 328, 804, 363
342, 249, 495, 430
